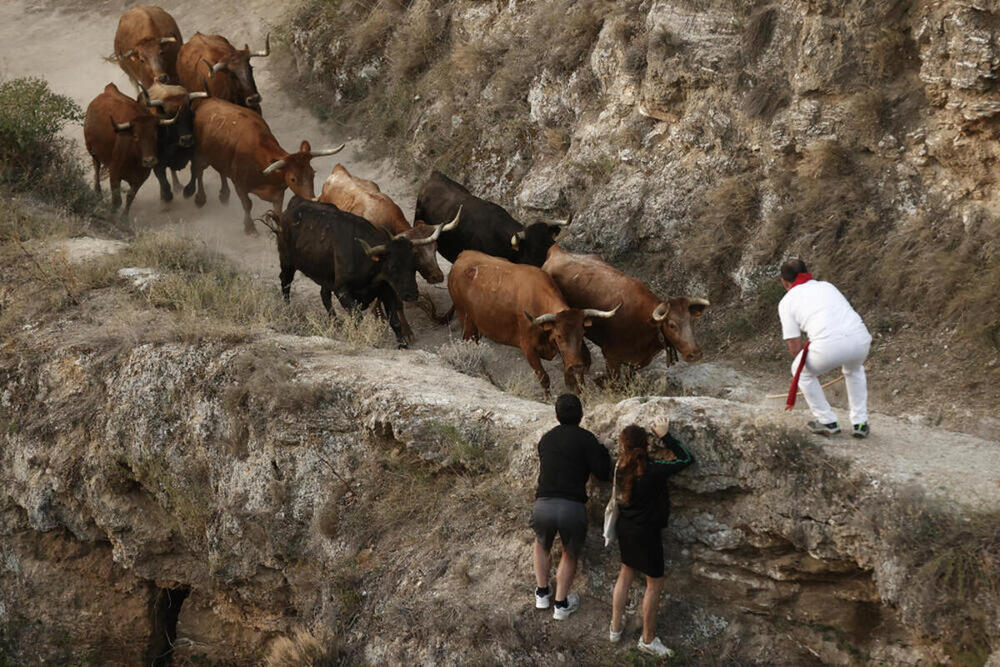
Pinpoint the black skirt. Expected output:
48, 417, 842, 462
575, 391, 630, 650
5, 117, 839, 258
617, 517, 664, 578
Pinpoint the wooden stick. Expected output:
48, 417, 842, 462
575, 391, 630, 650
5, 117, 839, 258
765, 374, 845, 399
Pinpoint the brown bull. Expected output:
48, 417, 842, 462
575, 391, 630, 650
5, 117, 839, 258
320, 164, 449, 284
449, 250, 618, 395
190, 98, 344, 234
177, 32, 269, 114
542, 245, 709, 380
84, 83, 176, 217
114, 5, 183, 87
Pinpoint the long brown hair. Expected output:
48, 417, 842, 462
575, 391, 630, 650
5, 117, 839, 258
617, 425, 650, 504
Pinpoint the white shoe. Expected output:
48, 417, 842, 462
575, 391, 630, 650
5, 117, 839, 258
535, 588, 552, 609
638, 636, 674, 657
552, 592, 580, 620
609, 627, 623, 642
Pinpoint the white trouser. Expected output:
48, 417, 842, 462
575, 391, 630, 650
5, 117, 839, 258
790, 332, 872, 426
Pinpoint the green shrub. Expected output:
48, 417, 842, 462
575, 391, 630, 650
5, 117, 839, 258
0, 77, 102, 217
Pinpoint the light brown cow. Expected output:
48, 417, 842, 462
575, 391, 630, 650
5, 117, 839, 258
84, 83, 177, 217
190, 98, 343, 234
542, 245, 709, 380
449, 250, 618, 395
114, 6, 183, 88
177, 32, 269, 114
320, 164, 448, 284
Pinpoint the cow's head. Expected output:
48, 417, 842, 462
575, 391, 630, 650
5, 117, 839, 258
121, 36, 177, 84
357, 208, 460, 297
110, 110, 173, 168
407, 220, 448, 283
511, 214, 573, 266
262, 140, 345, 200
141, 83, 205, 149
650, 297, 710, 362
205, 33, 269, 113
525, 304, 619, 391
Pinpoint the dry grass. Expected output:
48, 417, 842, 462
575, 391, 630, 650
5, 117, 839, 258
437, 339, 497, 379
743, 7, 777, 63
687, 174, 760, 300
743, 77, 790, 121
264, 628, 338, 667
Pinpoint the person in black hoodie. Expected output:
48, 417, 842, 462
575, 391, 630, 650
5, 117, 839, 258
531, 394, 611, 620
609, 418, 693, 657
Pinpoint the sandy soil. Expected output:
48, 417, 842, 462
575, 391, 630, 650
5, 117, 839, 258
2, 0, 996, 439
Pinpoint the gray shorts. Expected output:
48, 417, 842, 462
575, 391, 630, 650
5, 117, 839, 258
531, 497, 587, 558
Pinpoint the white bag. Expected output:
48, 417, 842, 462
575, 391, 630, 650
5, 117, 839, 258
603, 460, 620, 547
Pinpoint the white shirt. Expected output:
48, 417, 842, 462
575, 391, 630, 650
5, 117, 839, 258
778, 280, 868, 342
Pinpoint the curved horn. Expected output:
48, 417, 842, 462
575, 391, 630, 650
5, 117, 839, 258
510, 229, 526, 249
309, 143, 346, 158
550, 211, 574, 227
147, 98, 165, 108
110, 115, 132, 132
357, 238, 387, 257
262, 159, 286, 174
188, 91, 209, 100
160, 36, 177, 44
689, 297, 711, 307
410, 205, 462, 246
250, 33, 271, 58
211, 60, 227, 75
652, 302, 669, 322
582, 303, 621, 319
527, 312, 559, 326
158, 110, 180, 126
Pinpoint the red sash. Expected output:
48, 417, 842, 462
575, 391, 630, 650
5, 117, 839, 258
786, 341, 810, 410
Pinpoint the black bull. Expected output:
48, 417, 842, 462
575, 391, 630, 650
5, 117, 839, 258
262, 196, 423, 345
414, 170, 569, 266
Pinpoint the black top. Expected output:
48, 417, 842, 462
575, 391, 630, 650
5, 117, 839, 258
535, 424, 612, 503
618, 434, 694, 529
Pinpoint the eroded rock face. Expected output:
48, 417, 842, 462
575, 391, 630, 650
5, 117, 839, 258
2, 329, 998, 664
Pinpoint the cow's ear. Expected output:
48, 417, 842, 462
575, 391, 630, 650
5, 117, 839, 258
300, 140, 312, 154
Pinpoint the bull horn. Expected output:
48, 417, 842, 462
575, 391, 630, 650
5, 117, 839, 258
211, 60, 227, 75
250, 33, 271, 58
158, 110, 180, 126
582, 303, 621, 319
652, 302, 669, 322
262, 159, 286, 174
188, 91, 209, 100
526, 311, 558, 326
511, 229, 526, 249
309, 143, 346, 158
110, 115, 133, 132
160, 36, 177, 44
410, 205, 462, 246
357, 238, 387, 257
689, 297, 711, 307
549, 211, 574, 227
137, 81, 150, 102
147, 98, 165, 108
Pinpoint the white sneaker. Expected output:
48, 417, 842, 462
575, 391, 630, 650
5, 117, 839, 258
609, 627, 623, 642
552, 592, 580, 620
638, 636, 674, 657
535, 588, 552, 609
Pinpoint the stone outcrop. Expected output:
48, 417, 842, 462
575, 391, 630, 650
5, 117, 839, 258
2, 324, 998, 664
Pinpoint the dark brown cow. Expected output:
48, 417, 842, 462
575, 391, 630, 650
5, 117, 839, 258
320, 164, 450, 284
84, 83, 176, 217
190, 98, 343, 234
449, 250, 618, 395
139, 82, 206, 201
114, 6, 183, 87
542, 245, 709, 380
177, 32, 268, 114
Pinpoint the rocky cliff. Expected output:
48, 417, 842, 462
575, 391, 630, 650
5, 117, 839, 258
2, 306, 998, 664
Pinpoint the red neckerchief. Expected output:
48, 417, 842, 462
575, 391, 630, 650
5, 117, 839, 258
786, 342, 810, 411
789, 272, 813, 289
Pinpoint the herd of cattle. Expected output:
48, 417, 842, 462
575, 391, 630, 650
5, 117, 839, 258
82, 5, 710, 395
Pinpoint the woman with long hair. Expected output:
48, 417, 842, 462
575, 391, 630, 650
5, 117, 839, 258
609, 417, 694, 657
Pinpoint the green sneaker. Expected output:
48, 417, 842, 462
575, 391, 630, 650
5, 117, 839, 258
852, 423, 870, 439
807, 420, 840, 435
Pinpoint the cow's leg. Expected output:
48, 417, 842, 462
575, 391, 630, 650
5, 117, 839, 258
90, 155, 101, 193
459, 311, 479, 341
170, 169, 183, 194
320, 287, 335, 314
183, 167, 198, 198
191, 157, 207, 207
122, 178, 141, 218
109, 168, 123, 211
523, 347, 552, 398
154, 165, 172, 202
398, 306, 414, 345
279, 264, 295, 303
234, 186, 257, 236
218, 172, 230, 204
379, 290, 408, 348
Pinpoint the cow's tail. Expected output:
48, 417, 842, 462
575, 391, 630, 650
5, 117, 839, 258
257, 212, 281, 235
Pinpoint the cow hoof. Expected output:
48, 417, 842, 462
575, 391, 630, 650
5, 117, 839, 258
396, 341, 409, 350
243, 225, 259, 237
182, 183, 196, 198
219, 191, 230, 205
161, 190, 173, 203
195, 193, 207, 208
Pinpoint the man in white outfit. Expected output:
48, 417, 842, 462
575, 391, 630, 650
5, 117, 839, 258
778, 258, 872, 438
